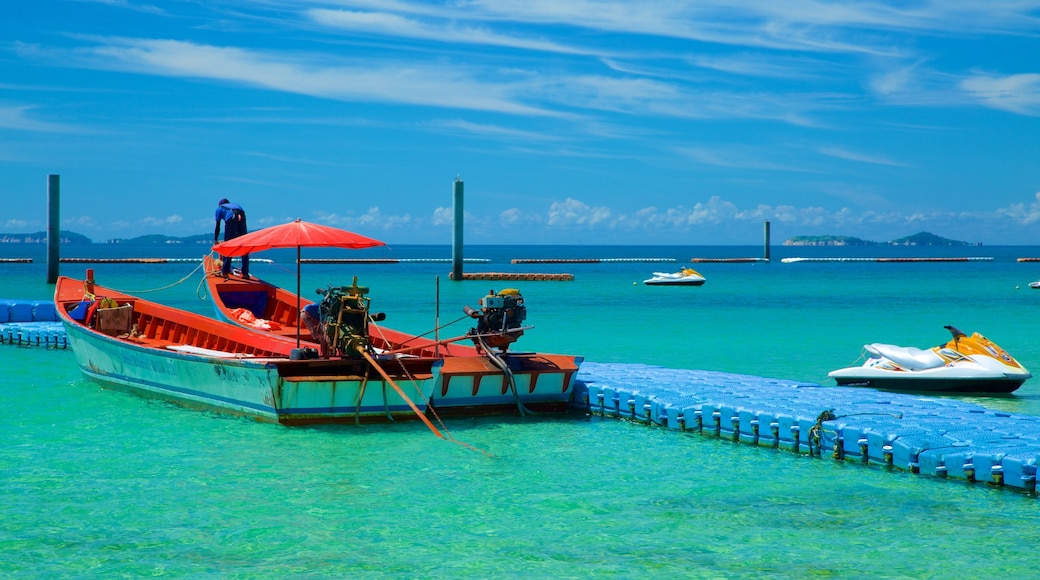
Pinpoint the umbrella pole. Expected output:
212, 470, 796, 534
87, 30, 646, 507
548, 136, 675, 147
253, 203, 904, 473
296, 246, 301, 349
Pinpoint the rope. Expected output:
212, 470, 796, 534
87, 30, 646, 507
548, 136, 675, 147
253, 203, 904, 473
376, 337, 453, 437
476, 335, 538, 418
196, 253, 222, 302
359, 345, 491, 456
808, 409, 836, 455
373, 314, 472, 352
112, 258, 207, 295
807, 408, 905, 456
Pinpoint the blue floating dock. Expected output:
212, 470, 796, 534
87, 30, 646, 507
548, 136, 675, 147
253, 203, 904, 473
572, 362, 1040, 493
0, 299, 68, 348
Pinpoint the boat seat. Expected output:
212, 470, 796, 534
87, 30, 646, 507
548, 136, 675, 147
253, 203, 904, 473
96, 304, 134, 336
865, 343, 945, 370
221, 291, 268, 319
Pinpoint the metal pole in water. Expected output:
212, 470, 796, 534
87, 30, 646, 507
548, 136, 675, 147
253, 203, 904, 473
451, 176, 464, 281
435, 275, 440, 356
47, 174, 61, 284
763, 220, 771, 261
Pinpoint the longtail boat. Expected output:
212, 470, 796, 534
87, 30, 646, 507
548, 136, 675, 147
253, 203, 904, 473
55, 270, 443, 427
202, 255, 583, 415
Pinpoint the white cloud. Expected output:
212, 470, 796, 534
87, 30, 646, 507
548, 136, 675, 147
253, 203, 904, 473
307, 8, 588, 55
0, 105, 82, 133
431, 207, 454, 226
142, 215, 183, 227
3, 219, 31, 229
817, 146, 910, 167
996, 191, 1040, 225
75, 38, 555, 116
499, 207, 543, 226
46, 191, 1040, 245
961, 73, 1040, 116
546, 198, 612, 226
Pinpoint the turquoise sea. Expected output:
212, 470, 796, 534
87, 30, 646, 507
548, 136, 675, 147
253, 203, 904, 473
4, 242, 1040, 578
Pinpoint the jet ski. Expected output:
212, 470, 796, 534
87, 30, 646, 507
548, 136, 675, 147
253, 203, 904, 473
828, 325, 1031, 394
643, 267, 706, 286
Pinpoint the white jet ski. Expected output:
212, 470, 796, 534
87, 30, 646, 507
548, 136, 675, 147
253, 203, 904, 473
828, 325, 1031, 394
643, 267, 706, 286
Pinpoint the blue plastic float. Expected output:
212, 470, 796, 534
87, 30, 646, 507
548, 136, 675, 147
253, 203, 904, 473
0, 299, 68, 348
572, 362, 1040, 493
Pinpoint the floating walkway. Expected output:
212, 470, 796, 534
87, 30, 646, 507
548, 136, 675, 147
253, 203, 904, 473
0, 300, 67, 348
782, 257, 993, 263
449, 272, 574, 281
511, 258, 675, 264
572, 362, 1040, 494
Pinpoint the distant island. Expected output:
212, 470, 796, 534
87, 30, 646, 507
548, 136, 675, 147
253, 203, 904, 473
784, 232, 980, 247
0, 231, 211, 245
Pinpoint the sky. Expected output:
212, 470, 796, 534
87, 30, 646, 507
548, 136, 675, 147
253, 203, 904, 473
2, 1, 1040, 245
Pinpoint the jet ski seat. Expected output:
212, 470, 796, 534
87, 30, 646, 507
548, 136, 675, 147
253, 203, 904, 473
865, 343, 945, 370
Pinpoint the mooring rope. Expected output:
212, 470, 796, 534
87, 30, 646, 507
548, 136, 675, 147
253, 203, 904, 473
109, 259, 207, 295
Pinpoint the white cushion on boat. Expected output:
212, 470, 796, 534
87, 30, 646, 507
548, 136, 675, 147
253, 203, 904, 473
865, 343, 945, 370
167, 344, 254, 358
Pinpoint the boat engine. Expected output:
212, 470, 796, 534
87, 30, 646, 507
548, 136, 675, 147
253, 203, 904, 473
303, 277, 385, 358
465, 288, 526, 352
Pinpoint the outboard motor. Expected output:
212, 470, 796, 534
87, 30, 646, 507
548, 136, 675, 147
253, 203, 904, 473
465, 288, 526, 352
302, 276, 385, 358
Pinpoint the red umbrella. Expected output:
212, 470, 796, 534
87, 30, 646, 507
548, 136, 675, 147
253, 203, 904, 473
212, 218, 386, 347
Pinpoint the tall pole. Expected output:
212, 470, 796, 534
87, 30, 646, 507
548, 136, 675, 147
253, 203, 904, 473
451, 175, 464, 281
763, 220, 771, 261
47, 174, 61, 283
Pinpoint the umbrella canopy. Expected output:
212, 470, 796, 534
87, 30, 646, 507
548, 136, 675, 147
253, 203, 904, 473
212, 218, 386, 348
212, 218, 385, 257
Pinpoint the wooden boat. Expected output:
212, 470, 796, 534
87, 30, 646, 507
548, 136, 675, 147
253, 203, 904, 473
55, 270, 443, 426
202, 254, 583, 415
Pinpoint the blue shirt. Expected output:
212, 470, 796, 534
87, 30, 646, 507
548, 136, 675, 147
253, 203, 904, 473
215, 202, 245, 222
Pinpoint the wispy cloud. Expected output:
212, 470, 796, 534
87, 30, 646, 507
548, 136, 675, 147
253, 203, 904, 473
677, 145, 815, 172
307, 8, 591, 55
817, 146, 911, 167
324, 0, 1040, 54
66, 38, 556, 116
0, 105, 84, 133
73, 0, 167, 16
961, 73, 1040, 116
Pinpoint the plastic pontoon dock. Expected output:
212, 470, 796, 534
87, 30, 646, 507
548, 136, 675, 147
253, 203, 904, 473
572, 362, 1040, 494
0, 300, 67, 348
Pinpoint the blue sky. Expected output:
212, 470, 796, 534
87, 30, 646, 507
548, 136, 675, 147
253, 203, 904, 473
2, 1, 1040, 245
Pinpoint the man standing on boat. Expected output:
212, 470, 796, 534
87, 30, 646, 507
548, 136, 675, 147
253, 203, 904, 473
214, 198, 249, 278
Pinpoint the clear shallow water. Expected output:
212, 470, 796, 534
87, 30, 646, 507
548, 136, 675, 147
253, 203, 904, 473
3, 244, 1040, 577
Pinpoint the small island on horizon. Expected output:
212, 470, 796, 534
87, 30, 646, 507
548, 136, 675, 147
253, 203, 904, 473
0, 229, 982, 247
0, 231, 213, 245
784, 231, 981, 247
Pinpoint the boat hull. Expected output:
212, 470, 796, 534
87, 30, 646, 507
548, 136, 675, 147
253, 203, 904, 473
433, 354, 582, 415
829, 363, 1029, 394
831, 374, 1026, 394
644, 279, 706, 286
202, 255, 583, 414
57, 276, 439, 425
